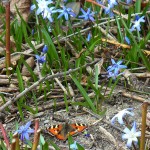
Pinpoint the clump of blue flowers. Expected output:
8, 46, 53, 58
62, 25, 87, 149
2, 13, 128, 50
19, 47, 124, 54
16, 121, 34, 141
111, 108, 141, 148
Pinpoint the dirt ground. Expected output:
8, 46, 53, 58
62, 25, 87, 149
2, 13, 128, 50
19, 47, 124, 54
1, 81, 150, 150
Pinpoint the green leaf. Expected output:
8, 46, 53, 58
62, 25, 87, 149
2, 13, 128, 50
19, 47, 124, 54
42, 29, 59, 62
40, 135, 45, 145
48, 140, 60, 150
0, 140, 7, 150
16, 66, 25, 120
71, 75, 96, 112
135, 0, 141, 13
42, 142, 49, 150
64, 94, 69, 112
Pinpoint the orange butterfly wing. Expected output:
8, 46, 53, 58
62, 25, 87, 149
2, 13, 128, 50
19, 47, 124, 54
47, 125, 62, 135
47, 124, 67, 140
69, 123, 87, 136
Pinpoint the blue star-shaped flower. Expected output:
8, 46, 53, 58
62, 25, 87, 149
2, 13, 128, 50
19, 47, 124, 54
126, 0, 132, 4
107, 59, 127, 74
130, 15, 145, 32
42, 45, 48, 53
30, 0, 57, 22
106, 71, 123, 79
16, 121, 34, 141
122, 121, 141, 147
86, 32, 92, 42
125, 36, 130, 45
104, 4, 114, 17
42, 7, 57, 22
31, 0, 53, 15
111, 108, 134, 125
35, 55, 46, 63
78, 8, 95, 22
57, 6, 76, 20
108, 0, 118, 8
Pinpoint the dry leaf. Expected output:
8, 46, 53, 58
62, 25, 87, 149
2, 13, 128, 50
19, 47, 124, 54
10, 0, 31, 22
22, 56, 35, 76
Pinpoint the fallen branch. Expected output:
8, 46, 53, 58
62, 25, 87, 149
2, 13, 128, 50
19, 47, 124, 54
122, 92, 150, 105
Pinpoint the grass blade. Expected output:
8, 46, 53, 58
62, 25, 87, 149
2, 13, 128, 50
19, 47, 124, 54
71, 75, 96, 112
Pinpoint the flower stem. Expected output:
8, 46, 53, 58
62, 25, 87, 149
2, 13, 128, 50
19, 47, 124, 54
32, 129, 41, 150
140, 102, 148, 150
5, 1, 11, 75
0, 122, 10, 149
33, 119, 39, 143
13, 133, 20, 150
10, 139, 16, 150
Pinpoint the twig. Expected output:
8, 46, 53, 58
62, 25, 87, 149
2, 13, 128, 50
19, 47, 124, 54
0, 59, 99, 112
122, 92, 150, 105
96, 26, 115, 40
140, 102, 148, 150
133, 72, 150, 78
51, 69, 68, 95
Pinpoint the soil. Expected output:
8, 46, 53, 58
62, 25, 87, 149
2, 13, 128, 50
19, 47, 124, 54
1, 81, 150, 150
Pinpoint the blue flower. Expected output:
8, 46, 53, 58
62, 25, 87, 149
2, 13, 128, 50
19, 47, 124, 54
111, 108, 134, 125
70, 141, 78, 150
16, 121, 34, 141
42, 45, 48, 53
31, 0, 53, 15
104, 4, 114, 17
122, 122, 141, 148
57, 6, 76, 20
108, 0, 118, 8
35, 55, 46, 63
84, 131, 91, 138
126, 0, 132, 4
107, 59, 127, 74
31, 29, 34, 35
96, 0, 103, 4
107, 71, 122, 79
42, 7, 57, 22
125, 36, 130, 45
30, 0, 57, 22
78, 8, 95, 22
86, 32, 92, 42
130, 15, 145, 32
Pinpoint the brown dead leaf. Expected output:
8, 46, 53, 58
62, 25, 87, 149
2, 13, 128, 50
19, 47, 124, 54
22, 56, 35, 76
10, 0, 31, 22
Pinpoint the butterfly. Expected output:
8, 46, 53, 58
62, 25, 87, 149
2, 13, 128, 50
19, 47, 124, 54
47, 123, 87, 140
